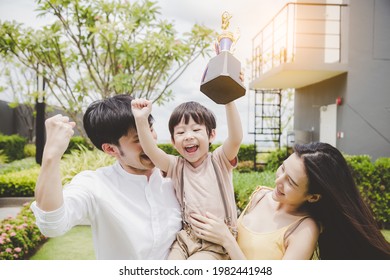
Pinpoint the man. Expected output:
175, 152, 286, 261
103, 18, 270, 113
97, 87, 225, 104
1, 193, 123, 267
30, 95, 182, 259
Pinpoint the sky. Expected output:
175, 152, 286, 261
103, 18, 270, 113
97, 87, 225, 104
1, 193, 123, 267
0, 0, 288, 143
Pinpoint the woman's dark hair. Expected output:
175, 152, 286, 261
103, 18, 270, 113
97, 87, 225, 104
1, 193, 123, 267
168, 101, 216, 141
83, 94, 154, 150
294, 142, 390, 260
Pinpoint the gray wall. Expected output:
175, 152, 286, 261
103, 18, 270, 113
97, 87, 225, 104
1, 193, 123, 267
294, 0, 390, 160
294, 73, 347, 142
0, 100, 81, 141
0, 100, 15, 135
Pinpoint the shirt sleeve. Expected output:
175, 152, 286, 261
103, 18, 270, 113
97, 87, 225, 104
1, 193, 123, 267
213, 145, 238, 171
30, 171, 95, 237
30, 202, 68, 237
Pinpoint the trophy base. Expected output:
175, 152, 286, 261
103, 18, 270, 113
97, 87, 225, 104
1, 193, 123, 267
200, 51, 246, 104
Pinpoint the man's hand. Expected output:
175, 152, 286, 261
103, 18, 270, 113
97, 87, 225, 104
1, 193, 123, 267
44, 114, 76, 159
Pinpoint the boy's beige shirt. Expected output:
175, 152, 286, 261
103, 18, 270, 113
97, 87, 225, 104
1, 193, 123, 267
166, 146, 238, 229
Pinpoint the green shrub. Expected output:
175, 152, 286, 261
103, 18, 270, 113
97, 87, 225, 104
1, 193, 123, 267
211, 144, 255, 162
0, 157, 39, 175
64, 136, 93, 154
0, 167, 39, 197
0, 134, 27, 162
373, 157, 390, 228
344, 154, 389, 228
237, 144, 256, 161
0, 203, 47, 260
24, 144, 36, 158
0, 150, 8, 165
264, 147, 290, 172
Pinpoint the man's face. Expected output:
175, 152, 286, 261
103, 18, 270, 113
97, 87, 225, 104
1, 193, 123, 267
115, 127, 157, 175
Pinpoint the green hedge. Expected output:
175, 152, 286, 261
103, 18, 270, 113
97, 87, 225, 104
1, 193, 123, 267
237, 144, 256, 161
344, 155, 390, 228
264, 147, 290, 172
23, 144, 36, 158
373, 158, 390, 228
0, 203, 47, 260
0, 134, 27, 162
0, 157, 39, 175
0, 150, 7, 164
0, 167, 39, 197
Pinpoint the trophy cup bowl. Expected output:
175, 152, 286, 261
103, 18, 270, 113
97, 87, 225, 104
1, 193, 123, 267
200, 12, 246, 104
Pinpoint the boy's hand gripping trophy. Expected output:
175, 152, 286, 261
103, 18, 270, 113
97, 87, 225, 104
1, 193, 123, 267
200, 11, 246, 104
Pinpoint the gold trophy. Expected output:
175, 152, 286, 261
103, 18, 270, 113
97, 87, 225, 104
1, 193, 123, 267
200, 11, 246, 104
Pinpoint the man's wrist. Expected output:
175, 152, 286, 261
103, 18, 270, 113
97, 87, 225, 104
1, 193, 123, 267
41, 148, 63, 163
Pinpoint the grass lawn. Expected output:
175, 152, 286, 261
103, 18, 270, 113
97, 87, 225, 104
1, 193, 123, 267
30, 225, 95, 260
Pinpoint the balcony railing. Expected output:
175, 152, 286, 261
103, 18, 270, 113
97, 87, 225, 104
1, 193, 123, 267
251, 2, 348, 84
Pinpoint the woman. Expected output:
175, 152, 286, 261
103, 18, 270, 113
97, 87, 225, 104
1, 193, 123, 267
190, 142, 390, 259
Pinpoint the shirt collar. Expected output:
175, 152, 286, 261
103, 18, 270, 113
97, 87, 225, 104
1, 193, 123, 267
113, 161, 159, 183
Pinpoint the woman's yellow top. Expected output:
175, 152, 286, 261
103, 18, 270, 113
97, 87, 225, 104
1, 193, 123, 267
237, 187, 309, 260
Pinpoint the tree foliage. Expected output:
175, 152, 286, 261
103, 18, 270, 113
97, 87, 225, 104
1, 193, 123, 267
0, 0, 215, 134
0, 57, 37, 142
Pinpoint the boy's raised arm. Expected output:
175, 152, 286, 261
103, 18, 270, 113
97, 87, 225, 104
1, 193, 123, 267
222, 101, 243, 162
131, 99, 171, 173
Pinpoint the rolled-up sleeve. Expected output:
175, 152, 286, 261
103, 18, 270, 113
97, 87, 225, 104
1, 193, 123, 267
30, 202, 69, 237
30, 171, 94, 237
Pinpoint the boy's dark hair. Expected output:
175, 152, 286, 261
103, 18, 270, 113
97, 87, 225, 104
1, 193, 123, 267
168, 101, 216, 141
83, 94, 154, 150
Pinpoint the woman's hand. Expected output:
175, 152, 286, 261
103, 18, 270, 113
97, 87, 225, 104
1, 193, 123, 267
190, 212, 233, 247
191, 212, 247, 260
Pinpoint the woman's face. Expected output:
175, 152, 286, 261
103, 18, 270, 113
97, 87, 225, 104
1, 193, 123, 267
272, 153, 314, 207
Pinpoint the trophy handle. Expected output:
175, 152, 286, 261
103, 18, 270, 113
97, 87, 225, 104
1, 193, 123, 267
221, 11, 232, 31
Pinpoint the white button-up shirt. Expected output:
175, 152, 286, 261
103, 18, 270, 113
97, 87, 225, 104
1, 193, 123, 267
31, 162, 182, 260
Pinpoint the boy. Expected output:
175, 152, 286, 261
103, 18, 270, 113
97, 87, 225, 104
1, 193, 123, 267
132, 98, 243, 259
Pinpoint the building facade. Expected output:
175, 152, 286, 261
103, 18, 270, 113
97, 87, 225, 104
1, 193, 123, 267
250, 0, 390, 160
